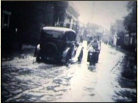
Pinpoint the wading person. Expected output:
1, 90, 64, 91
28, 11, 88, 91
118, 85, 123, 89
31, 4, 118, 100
78, 47, 84, 63
91, 36, 100, 64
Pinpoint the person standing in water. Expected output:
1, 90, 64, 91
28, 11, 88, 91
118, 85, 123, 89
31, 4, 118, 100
78, 47, 84, 63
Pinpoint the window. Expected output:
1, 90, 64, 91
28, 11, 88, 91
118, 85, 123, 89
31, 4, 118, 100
41, 30, 64, 39
65, 31, 76, 41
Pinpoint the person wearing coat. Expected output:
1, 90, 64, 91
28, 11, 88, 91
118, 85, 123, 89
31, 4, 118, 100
78, 47, 84, 63
91, 36, 101, 63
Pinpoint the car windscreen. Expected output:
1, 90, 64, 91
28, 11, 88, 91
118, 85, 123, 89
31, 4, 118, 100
63, 31, 76, 41
41, 30, 64, 39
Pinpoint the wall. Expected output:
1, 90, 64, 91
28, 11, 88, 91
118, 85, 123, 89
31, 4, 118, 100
2, 1, 68, 45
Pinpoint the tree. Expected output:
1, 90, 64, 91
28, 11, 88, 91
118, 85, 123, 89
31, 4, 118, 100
123, 1, 136, 34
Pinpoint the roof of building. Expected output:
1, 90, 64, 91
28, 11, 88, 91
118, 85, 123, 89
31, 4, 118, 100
42, 26, 76, 33
67, 5, 80, 18
68, 1, 80, 15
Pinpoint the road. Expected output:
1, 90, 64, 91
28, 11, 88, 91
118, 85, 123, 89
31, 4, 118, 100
2, 41, 136, 102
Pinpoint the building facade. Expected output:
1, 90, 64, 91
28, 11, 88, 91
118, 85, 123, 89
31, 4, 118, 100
109, 19, 136, 53
2, 1, 68, 44
64, 2, 80, 33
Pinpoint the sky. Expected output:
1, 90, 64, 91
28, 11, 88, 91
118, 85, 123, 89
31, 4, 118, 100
70, 1, 129, 31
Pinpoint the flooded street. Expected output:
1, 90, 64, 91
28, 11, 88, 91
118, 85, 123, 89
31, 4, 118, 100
2, 41, 136, 102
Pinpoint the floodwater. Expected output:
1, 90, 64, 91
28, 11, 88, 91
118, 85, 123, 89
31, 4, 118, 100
2, 41, 137, 102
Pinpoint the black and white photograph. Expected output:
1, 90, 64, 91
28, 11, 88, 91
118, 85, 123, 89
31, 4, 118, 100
1, 1, 137, 102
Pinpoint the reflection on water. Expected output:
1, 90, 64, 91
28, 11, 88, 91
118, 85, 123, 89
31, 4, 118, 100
2, 43, 136, 102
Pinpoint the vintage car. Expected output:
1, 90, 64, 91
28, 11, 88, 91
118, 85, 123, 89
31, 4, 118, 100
34, 26, 79, 65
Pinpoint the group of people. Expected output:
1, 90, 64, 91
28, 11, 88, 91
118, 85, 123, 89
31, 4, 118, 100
78, 36, 101, 65
66, 35, 101, 65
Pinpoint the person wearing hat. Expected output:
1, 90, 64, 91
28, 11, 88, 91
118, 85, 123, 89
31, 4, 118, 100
78, 47, 84, 63
91, 36, 101, 63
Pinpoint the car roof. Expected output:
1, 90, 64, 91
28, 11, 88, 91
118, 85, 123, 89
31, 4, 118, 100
42, 26, 76, 33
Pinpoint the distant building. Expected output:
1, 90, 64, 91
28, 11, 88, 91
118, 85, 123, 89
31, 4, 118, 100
115, 19, 136, 52
109, 19, 136, 53
109, 20, 126, 46
109, 24, 117, 46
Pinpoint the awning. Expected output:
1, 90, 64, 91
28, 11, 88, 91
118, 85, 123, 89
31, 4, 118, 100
66, 10, 77, 21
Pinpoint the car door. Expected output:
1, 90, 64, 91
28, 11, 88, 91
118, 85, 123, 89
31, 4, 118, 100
65, 31, 76, 58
